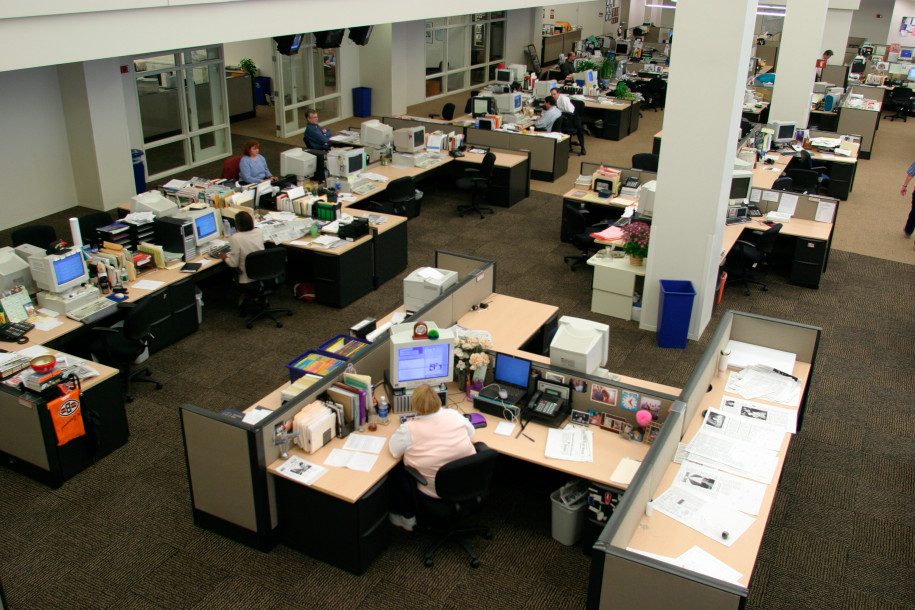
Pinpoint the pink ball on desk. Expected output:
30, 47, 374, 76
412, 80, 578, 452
636, 409, 652, 427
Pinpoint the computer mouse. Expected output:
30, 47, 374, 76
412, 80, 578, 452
498, 389, 509, 400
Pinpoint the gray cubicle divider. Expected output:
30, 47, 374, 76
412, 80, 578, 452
749, 187, 839, 223
381, 116, 466, 136
465, 128, 568, 181
580, 161, 657, 186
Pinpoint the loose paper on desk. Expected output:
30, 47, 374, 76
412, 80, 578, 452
17, 345, 51, 358
776, 193, 798, 216
610, 457, 641, 486
719, 396, 798, 434
360, 172, 389, 183
651, 486, 754, 547
324, 448, 377, 472
343, 433, 386, 455
242, 406, 273, 425
725, 366, 801, 406
133, 279, 166, 291
494, 421, 516, 436
698, 407, 786, 451
544, 425, 593, 462
685, 423, 779, 484
673, 461, 767, 516
626, 546, 743, 585
276, 455, 327, 486
815, 200, 836, 223
725, 340, 796, 372
33, 317, 63, 332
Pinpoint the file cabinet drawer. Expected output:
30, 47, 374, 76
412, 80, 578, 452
593, 266, 637, 295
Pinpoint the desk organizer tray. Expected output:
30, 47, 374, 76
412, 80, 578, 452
318, 334, 370, 360
286, 350, 346, 383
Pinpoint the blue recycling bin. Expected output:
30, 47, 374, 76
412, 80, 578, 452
254, 76, 271, 105
131, 149, 146, 195
352, 87, 371, 117
657, 280, 696, 348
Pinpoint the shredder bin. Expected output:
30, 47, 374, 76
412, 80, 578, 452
353, 87, 371, 117
551, 488, 587, 545
131, 149, 146, 194
657, 279, 696, 348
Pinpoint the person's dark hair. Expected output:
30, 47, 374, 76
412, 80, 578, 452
550, 87, 559, 95
242, 139, 260, 156
305, 109, 318, 120
543, 97, 556, 107
824, 49, 834, 57
235, 210, 254, 232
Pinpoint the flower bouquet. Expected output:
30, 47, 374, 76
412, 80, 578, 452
454, 334, 493, 396
621, 221, 650, 265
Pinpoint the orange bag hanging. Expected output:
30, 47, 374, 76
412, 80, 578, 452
46, 376, 86, 446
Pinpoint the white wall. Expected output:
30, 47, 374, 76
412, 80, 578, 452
822, 9, 855, 60
542, 2, 609, 39
850, 0, 894, 43
224, 39, 276, 82
0, 67, 78, 230
887, 0, 915, 46
507, 8, 540, 66
358, 24, 395, 117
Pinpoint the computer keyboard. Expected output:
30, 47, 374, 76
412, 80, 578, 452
200, 240, 230, 258
352, 182, 379, 196
416, 159, 441, 169
67, 297, 120, 324
725, 217, 752, 225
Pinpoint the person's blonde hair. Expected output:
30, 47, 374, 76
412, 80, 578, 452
411, 384, 441, 416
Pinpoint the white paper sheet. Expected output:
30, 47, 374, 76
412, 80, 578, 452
342, 433, 386, 454
699, 408, 787, 451
276, 456, 328, 485
651, 487, 755, 547
242, 406, 272, 425
725, 366, 801, 406
544, 425, 593, 462
749, 188, 762, 203
132, 279, 166, 291
815, 200, 836, 223
776, 193, 798, 215
718, 396, 798, 434
686, 430, 779, 484
725, 340, 796, 372
673, 461, 767, 516
33, 318, 63, 331
494, 421, 516, 436
678, 546, 743, 584
324, 448, 377, 472
761, 190, 780, 202
17, 345, 51, 358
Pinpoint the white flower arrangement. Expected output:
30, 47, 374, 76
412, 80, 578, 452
454, 334, 493, 383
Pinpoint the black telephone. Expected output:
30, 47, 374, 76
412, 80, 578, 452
526, 388, 567, 418
747, 204, 763, 217
0, 321, 34, 344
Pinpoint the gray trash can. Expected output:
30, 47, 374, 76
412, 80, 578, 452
551, 488, 587, 545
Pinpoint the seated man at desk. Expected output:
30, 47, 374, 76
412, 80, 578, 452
559, 51, 577, 81
387, 384, 476, 531
534, 97, 562, 132
238, 140, 274, 184
303, 109, 333, 151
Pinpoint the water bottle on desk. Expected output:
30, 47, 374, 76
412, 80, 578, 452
378, 396, 389, 425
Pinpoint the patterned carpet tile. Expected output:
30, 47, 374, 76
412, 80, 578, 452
853, 484, 915, 526
800, 414, 865, 451
859, 453, 915, 495
843, 549, 915, 608
769, 494, 856, 545
842, 588, 915, 610
872, 364, 915, 395
805, 371, 871, 410
775, 528, 848, 585
850, 512, 915, 565
749, 563, 846, 610
26, 568, 122, 610
129, 551, 230, 608
778, 465, 857, 509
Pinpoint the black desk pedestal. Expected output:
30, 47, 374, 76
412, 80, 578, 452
373, 222, 408, 288
275, 474, 391, 575
286, 240, 374, 308
790, 238, 827, 288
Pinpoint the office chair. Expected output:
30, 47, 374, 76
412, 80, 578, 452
11, 225, 57, 251
726, 223, 782, 296
89, 296, 163, 403
456, 152, 496, 219
405, 442, 498, 568
784, 169, 820, 194
644, 77, 667, 111
376, 176, 419, 218
563, 99, 587, 155
221, 155, 243, 180
78, 211, 115, 247
305, 149, 328, 181
549, 113, 566, 134
884, 87, 913, 121
237, 247, 293, 329
632, 153, 660, 172
429, 102, 456, 121
562, 204, 610, 271
796, 150, 830, 188
771, 176, 793, 191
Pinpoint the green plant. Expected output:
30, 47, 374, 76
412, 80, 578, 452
238, 58, 258, 77
614, 81, 632, 99
621, 221, 650, 258
600, 56, 618, 81
575, 60, 600, 72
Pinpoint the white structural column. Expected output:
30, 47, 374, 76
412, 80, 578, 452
639, 0, 756, 340
821, 0, 861, 64
58, 58, 135, 211
768, 0, 829, 126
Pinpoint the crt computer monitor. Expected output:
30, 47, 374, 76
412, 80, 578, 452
389, 323, 455, 390
327, 148, 366, 177
901, 49, 913, 60
549, 316, 609, 375
393, 127, 425, 153
616, 41, 630, 55
908, 67, 915, 81
730, 170, 753, 200
189, 209, 221, 246
29, 248, 89, 293
493, 353, 531, 389
360, 120, 394, 147
495, 68, 513, 84
495, 93, 521, 113
280, 148, 317, 179
472, 96, 496, 117
768, 120, 797, 143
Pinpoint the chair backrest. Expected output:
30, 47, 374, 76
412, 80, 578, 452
560, 111, 577, 134
441, 102, 456, 121
244, 247, 287, 283
771, 176, 793, 191
891, 86, 913, 101
550, 114, 565, 133
479, 152, 497, 179
433, 443, 498, 503
571, 99, 586, 115
563, 203, 590, 236
797, 150, 814, 169
756, 223, 783, 254
221, 155, 243, 180
78, 211, 114, 244
631, 153, 660, 172
305, 149, 327, 180
785, 168, 819, 192
11, 225, 57, 250
384, 176, 416, 203
122, 295, 159, 343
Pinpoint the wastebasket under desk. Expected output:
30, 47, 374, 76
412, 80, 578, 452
587, 253, 646, 321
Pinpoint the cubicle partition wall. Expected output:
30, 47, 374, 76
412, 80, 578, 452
580, 162, 657, 186
382, 115, 461, 134
465, 128, 569, 181
587, 311, 821, 610
180, 252, 497, 551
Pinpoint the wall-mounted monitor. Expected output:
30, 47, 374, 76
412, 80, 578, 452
29, 248, 89, 294
314, 29, 345, 49
274, 34, 305, 56
348, 26, 373, 46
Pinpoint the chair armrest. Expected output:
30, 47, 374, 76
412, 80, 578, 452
91, 327, 119, 334
404, 464, 427, 486
463, 168, 482, 178
472, 441, 490, 452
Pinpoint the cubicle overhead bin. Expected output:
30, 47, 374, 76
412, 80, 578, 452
588, 311, 821, 610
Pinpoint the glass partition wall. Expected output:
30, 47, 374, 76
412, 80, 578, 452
274, 36, 342, 138
425, 12, 505, 100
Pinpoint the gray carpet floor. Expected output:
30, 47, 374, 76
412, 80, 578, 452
1, 136, 914, 610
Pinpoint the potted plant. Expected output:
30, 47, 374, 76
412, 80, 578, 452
238, 58, 258, 77
576, 60, 600, 72
600, 56, 618, 88
454, 334, 493, 399
621, 221, 650, 266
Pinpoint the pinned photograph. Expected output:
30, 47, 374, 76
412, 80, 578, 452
645, 422, 662, 444
639, 396, 662, 419
603, 414, 626, 433
544, 371, 566, 384
570, 409, 590, 426
591, 384, 618, 406
571, 378, 587, 393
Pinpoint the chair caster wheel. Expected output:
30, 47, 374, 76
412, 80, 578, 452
425, 558, 434, 567
155, 383, 163, 390
470, 558, 480, 568
246, 323, 254, 329
275, 322, 283, 328
287, 311, 293, 317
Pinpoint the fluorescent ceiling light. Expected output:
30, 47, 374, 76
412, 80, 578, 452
757, 10, 786, 16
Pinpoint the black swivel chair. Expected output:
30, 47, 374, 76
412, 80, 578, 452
237, 247, 293, 329
377, 176, 419, 218
644, 77, 667, 111
89, 297, 163, 403
78, 211, 115, 247
632, 153, 660, 172
406, 442, 498, 568
11, 225, 58, 251
430, 102, 456, 121
784, 169, 820, 194
771, 176, 793, 191
456, 152, 496, 219
561, 100, 587, 155
562, 204, 610, 271
884, 86, 913, 122
726, 223, 783, 296
796, 150, 830, 188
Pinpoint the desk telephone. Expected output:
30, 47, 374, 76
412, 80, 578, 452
747, 204, 762, 217
526, 388, 568, 419
0, 321, 34, 344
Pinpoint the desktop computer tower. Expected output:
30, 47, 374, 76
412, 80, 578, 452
154, 216, 196, 261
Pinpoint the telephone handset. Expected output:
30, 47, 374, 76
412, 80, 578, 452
0, 321, 33, 344
526, 388, 566, 418
747, 204, 763, 217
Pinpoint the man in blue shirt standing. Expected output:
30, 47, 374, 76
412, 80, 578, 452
303, 109, 332, 150
900, 161, 915, 242
534, 97, 561, 132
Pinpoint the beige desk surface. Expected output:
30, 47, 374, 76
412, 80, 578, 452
1, 346, 118, 392
752, 163, 786, 189
564, 187, 638, 208
583, 98, 634, 111
340, 209, 408, 236
1, 317, 84, 351
722, 217, 833, 259
456, 293, 558, 358
626, 360, 811, 587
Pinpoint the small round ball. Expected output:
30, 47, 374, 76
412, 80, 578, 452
636, 409, 652, 427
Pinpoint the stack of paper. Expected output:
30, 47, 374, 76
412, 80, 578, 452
276, 455, 327, 486
544, 425, 593, 462
725, 365, 801, 406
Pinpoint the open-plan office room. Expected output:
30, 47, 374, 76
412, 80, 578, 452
1, 1, 914, 609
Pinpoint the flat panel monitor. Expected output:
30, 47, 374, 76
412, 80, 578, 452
389, 323, 455, 390
393, 127, 425, 153
768, 120, 796, 143
901, 48, 913, 60
616, 41, 630, 55
729, 170, 753, 201
348, 26, 373, 46
495, 68, 513, 84
549, 316, 609, 375
314, 29, 345, 49
360, 120, 394, 147
280, 148, 317, 179
493, 353, 531, 389
29, 248, 89, 293
472, 96, 496, 117
495, 92, 522, 113
189, 208, 221, 246
274, 34, 304, 56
